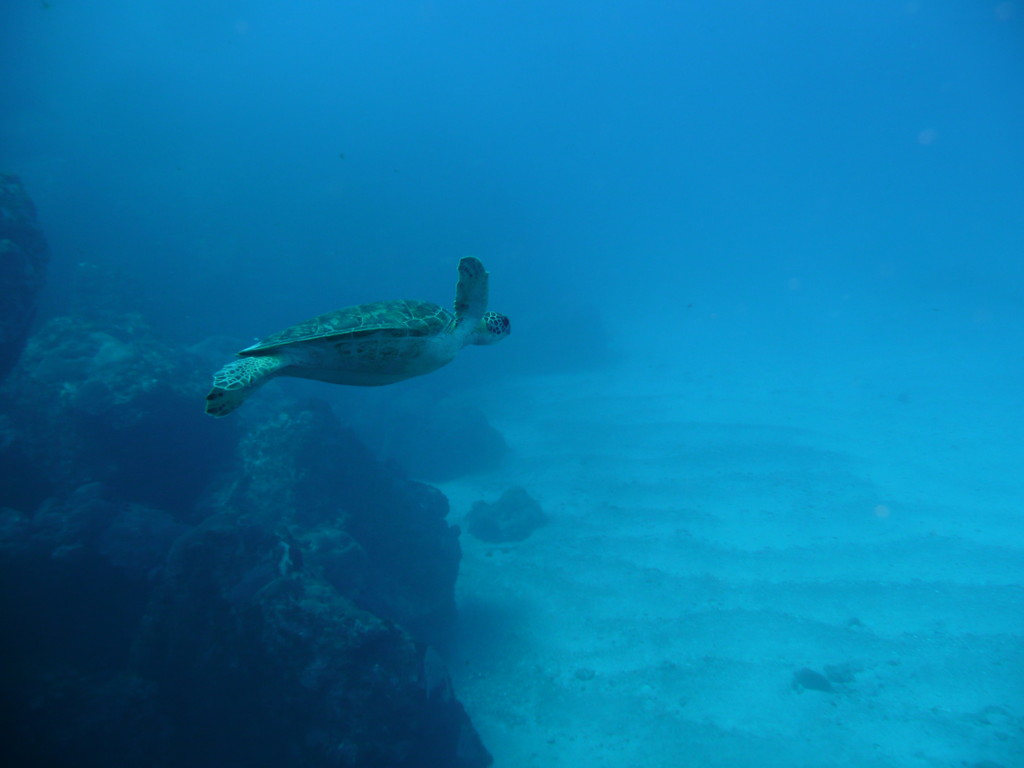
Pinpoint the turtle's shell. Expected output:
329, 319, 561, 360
238, 299, 454, 356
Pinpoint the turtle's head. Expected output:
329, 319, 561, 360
469, 311, 510, 346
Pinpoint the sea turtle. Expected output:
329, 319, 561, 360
204, 257, 510, 417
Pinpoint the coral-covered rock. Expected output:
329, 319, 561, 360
0, 319, 490, 767
225, 401, 461, 646
0, 484, 185, 768
0, 313, 236, 516
0, 484, 186, 666
0, 482, 187, 578
0, 174, 48, 380
466, 486, 547, 543
138, 514, 489, 768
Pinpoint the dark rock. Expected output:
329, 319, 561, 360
223, 401, 462, 647
466, 486, 547, 543
791, 667, 834, 693
824, 661, 860, 684
0, 486, 184, 764
136, 513, 489, 768
0, 482, 186, 579
2, 671, 167, 768
0, 318, 489, 766
0, 313, 236, 517
0, 174, 49, 381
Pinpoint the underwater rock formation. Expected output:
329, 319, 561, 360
791, 667, 834, 693
224, 400, 462, 647
140, 512, 487, 768
466, 486, 547, 543
0, 483, 188, 767
0, 313, 236, 516
0, 174, 49, 380
0, 314, 489, 766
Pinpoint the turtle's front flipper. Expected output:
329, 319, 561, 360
205, 355, 284, 417
454, 257, 489, 326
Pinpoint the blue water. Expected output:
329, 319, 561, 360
2, 2, 1022, 766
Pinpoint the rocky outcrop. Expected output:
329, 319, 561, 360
139, 512, 487, 768
0, 308, 490, 767
0, 313, 236, 517
221, 400, 462, 648
0, 174, 48, 380
466, 486, 547, 543
0, 483, 188, 768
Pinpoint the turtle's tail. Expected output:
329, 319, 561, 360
204, 355, 284, 417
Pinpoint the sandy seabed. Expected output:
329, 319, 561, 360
442, 358, 1023, 768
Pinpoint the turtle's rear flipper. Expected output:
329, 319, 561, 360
205, 383, 252, 417
204, 356, 283, 417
